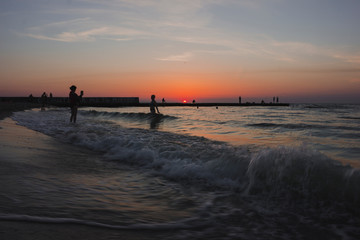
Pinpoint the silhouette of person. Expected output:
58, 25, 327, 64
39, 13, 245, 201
41, 92, 48, 110
162, 98, 166, 104
150, 94, 160, 114
69, 85, 84, 123
276, 96, 279, 103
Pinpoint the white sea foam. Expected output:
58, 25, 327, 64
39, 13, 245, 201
12, 108, 360, 211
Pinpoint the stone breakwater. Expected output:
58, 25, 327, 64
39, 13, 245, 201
1, 97, 289, 107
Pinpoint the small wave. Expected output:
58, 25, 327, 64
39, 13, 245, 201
247, 123, 278, 128
248, 122, 360, 132
0, 214, 208, 231
339, 116, 360, 120
80, 110, 177, 121
301, 104, 356, 109
246, 146, 360, 209
247, 122, 319, 130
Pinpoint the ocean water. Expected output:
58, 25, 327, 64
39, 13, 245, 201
1, 104, 360, 239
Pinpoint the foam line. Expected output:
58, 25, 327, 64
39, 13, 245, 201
0, 214, 208, 231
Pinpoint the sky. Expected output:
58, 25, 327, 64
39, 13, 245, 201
0, 0, 359, 103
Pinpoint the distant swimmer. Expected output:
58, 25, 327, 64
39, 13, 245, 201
69, 85, 84, 123
150, 94, 160, 114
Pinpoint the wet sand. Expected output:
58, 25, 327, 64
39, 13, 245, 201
0, 106, 172, 240
0, 220, 171, 240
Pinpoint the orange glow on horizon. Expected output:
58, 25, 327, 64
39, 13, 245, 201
1, 70, 359, 103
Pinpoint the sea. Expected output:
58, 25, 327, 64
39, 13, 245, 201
1, 103, 359, 239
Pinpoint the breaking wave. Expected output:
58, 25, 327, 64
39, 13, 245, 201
12, 108, 360, 213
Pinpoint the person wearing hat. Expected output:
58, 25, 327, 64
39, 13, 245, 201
69, 85, 84, 123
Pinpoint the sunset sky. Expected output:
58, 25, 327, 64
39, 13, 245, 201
1, 0, 359, 103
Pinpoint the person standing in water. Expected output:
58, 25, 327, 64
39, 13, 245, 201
41, 92, 48, 110
150, 94, 160, 114
69, 85, 84, 123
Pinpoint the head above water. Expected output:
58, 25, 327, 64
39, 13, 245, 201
70, 85, 77, 91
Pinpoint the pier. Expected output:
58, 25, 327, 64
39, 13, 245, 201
0, 97, 140, 107
138, 102, 289, 107
1, 97, 289, 107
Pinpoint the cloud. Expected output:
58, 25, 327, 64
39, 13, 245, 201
245, 67, 360, 74
156, 52, 193, 62
270, 40, 320, 55
23, 29, 104, 42
55, 27, 110, 42
28, 18, 91, 29
332, 54, 360, 64
266, 38, 360, 64
16, 0, 360, 67
22, 18, 147, 42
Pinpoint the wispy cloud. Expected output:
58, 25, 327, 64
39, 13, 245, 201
22, 18, 147, 42
28, 18, 91, 30
17, 0, 360, 67
264, 38, 360, 65
26, 27, 109, 42
156, 52, 193, 62
332, 54, 360, 64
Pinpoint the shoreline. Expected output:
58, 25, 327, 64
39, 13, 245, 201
0, 114, 171, 240
0, 220, 169, 240
0, 102, 41, 120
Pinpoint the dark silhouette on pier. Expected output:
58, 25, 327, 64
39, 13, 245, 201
0, 97, 289, 108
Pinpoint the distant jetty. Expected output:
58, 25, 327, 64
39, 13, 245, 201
1, 97, 289, 107
138, 102, 290, 107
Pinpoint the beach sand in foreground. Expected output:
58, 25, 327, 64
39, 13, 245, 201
0, 106, 172, 240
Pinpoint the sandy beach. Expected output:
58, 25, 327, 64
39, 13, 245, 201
0, 104, 171, 240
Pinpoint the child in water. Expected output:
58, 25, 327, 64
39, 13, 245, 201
150, 94, 160, 114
